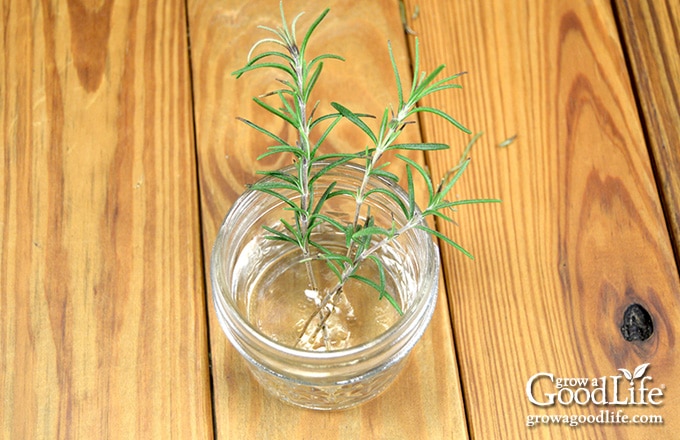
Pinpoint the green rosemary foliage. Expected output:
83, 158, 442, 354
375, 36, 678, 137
232, 4, 499, 337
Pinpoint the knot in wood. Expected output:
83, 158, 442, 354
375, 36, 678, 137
620, 303, 653, 342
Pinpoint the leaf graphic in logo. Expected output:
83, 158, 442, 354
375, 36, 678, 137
618, 368, 633, 382
633, 363, 650, 380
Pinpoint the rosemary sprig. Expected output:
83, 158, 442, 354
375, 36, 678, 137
233, 5, 347, 291
233, 3, 499, 349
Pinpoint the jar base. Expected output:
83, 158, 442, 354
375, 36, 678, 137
246, 356, 408, 410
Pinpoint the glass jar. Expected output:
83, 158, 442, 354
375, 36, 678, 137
211, 161, 439, 410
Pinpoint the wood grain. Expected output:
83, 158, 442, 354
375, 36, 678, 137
402, 0, 680, 438
0, 0, 212, 438
613, 0, 680, 261
188, 0, 468, 438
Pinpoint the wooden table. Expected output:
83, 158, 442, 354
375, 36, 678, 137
3, 0, 679, 438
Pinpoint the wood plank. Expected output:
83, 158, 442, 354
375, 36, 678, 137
402, 0, 680, 438
187, 0, 468, 437
0, 0, 212, 438
613, 0, 680, 261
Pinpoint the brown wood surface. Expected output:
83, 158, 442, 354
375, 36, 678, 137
0, 0, 212, 438
188, 0, 468, 438
402, 0, 680, 438
3, 0, 680, 438
613, 0, 680, 260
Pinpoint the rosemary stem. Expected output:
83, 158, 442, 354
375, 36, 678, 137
345, 114, 403, 258
295, 214, 423, 346
290, 41, 321, 292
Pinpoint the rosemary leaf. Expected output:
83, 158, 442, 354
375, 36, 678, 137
330, 102, 378, 145
435, 159, 470, 205
312, 181, 337, 215
255, 169, 301, 186
243, 50, 295, 67
349, 274, 403, 315
253, 96, 298, 127
256, 145, 304, 161
409, 106, 471, 134
423, 209, 456, 224
308, 53, 345, 71
308, 155, 358, 185
387, 143, 449, 151
309, 214, 346, 232
387, 41, 404, 106
235, 117, 288, 145
262, 225, 299, 244
304, 62, 324, 102
234, 61, 296, 78
395, 154, 434, 200
368, 168, 399, 183
406, 165, 416, 218
311, 116, 342, 155
351, 226, 392, 239
299, 8, 331, 58
364, 187, 409, 219
415, 224, 474, 259
366, 255, 387, 297
247, 187, 300, 211
437, 198, 502, 209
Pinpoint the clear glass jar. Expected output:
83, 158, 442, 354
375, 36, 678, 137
211, 162, 439, 410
